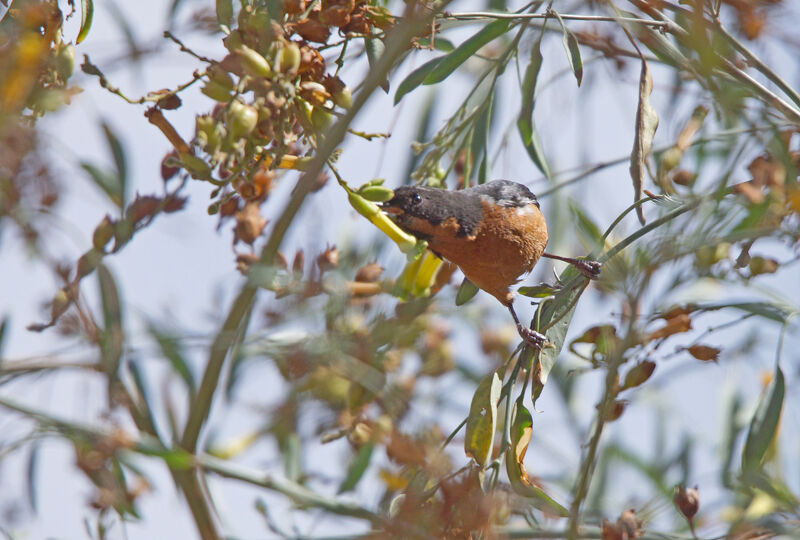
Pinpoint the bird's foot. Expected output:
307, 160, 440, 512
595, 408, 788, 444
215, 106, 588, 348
517, 325, 549, 349
573, 259, 602, 280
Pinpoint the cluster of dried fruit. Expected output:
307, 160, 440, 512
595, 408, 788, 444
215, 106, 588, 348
161, 2, 393, 248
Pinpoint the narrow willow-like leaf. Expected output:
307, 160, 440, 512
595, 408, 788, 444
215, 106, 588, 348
742, 366, 784, 471
553, 11, 582, 86
569, 202, 604, 250
471, 93, 493, 184
216, 0, 233, 26
506, 404, 568, 516
455, 277, 480, 306
101, 121, 127, 206
338, 443, 374, 494
423, 19, 510, 85
81, 162, 123, 208
394, 57, 443, 105
0, 315, 8, 359
517, 20, 550, 178
147, 322, 196, 397
518, 283, 560, 298
97, 265, 123, 379
365, 37, 389, 93
630, 58, 659, 225
77, 0, 94, 44
531, 268, 588, 402
465, 370, 501, 467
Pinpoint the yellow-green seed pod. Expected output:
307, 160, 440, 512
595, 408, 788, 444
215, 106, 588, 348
278, 43, 301, 74
226, 100, 258, 139
54, 43, 75, 80
237, 45, 273, 78
332, 87, 352, 109
208, 65, 235, 89
92, 216, 115, 250
310, 106, 333, 131
201, 80, 233, 102
358, 185, 394, 202
179, 153, 211, 178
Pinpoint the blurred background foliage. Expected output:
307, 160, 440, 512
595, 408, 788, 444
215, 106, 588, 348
1, 0, 799, 538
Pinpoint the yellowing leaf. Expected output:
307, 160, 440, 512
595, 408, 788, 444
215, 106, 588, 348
629, 59, 659, 225
464, 370, 501, 467
505, 404, 568, 517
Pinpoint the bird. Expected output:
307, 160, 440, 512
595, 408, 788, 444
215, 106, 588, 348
381, 179, 601, 347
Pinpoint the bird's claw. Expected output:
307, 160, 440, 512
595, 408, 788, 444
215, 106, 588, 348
574, 259, 602, 280
517, 325, 549, 349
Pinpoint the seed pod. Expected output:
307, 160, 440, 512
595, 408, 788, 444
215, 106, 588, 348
179, 153, 211, 178
278, 43, 301, 74
92, 216, 115, 250
51, 288, 71, 321
332, 86, 352, 109
237, 45, 273, 78
310, 106, 332, 131
226, 101, 258, 139
54, 43, 75, 80
201, 80, 233, 102
208, 65, 235, 89
358, 185, 394, 202
673, 485, 699, 530
622, 360, 656, 390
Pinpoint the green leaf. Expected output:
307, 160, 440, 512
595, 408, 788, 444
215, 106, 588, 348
696, 301, 794, 324
471, 93, 493, 184
394, 57, 443, 105
147, 322, 196, 397
414, 37, 456, 53
26, 442, 39, 512
338, 443, 374, 494
531, 269, 589, 403
101, 121, 127, 206
77, 0, 94, 44
569, 202, 604, 250
553, 11, 582, 86
81, 162, 123, 209
423, 19, 510, 85
365, 37, 389, 93
517, 18, 550, 178
742, 366, 784, 472
216, 0, 233, 26
0, 315, 9, 359
97, 265, 123, 378
506, 404, 568, 516
518, 283, 561, 298
465, 370, 501, 467
455, 277, 480, 306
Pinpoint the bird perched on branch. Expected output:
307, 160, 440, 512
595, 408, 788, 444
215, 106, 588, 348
381, 180, 600, 347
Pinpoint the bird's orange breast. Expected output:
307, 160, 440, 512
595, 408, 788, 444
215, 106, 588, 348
402, 201, 548, 305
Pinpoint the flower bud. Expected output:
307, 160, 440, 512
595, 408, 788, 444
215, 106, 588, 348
358, 185, 394, 202
332, 86, 352, 109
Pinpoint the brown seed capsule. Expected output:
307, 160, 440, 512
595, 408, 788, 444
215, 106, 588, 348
622, 360, 656, 390
234, 202, 267, 245
687, 344, 720, 362
355, 263, 383, 283
673, 485, 699, 522
317, 245, 339, 272
602, 399, 627, 422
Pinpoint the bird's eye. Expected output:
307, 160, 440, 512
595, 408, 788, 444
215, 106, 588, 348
411, 193, 422, 204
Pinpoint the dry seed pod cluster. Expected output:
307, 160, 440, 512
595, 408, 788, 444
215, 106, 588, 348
181, 2, 393, 245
